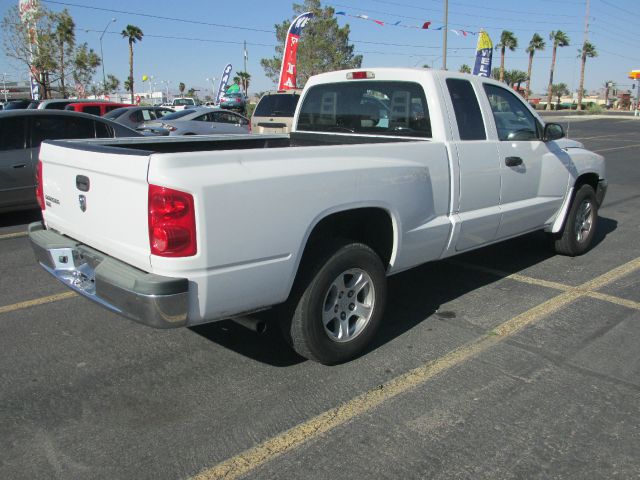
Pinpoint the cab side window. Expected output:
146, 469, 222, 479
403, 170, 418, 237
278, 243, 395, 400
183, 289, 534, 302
31, 116, 96, 148
0, 118, 27, 151
483, 84, 539, 141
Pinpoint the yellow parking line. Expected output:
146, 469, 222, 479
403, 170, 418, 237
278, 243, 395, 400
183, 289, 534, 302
448, 260, 572, 292
190, 257, 640, 480
0, 231, 28, 240
587, 292, 640, 311
0, 292, 77, 315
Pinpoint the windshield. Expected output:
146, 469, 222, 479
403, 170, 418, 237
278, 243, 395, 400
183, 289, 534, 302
173, 98, 195, 106
297, 81, 431, 138
161, 109, 195, 120
104, 108, 128, 119
254, 94, 299, 117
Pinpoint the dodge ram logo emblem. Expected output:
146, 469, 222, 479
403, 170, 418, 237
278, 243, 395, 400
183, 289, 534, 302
79, 194, 86, 212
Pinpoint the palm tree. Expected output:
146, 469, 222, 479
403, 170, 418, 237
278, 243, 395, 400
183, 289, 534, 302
236, 71, 251, 96
551, 83, 569, 109
525, 33, 545, 100
576, 41, 598, 111
546, 30, 570, 110
54, 9, 75, 98
124, 77, 132, 94
507, 70, 529, 93
121, 24, 143, 104
495, 30, 518, 83
459, 64, 471, 74
178, 82, 185, 97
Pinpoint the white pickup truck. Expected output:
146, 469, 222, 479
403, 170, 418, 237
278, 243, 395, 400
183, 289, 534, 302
29, 68, 607, 364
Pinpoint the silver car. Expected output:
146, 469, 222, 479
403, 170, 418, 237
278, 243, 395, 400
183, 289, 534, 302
143, 108, 250, 136
104, 106, 175, 130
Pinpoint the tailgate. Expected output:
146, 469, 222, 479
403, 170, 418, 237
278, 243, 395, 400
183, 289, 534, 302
40, 141, 152, 271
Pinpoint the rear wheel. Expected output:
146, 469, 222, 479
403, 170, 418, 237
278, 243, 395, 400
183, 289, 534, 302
554, 184, 598, 256
282, 241, 387, 364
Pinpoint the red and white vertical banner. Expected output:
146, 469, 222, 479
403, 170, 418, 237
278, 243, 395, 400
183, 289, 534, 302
278, 11, 313, 90
19, 0, 40, 100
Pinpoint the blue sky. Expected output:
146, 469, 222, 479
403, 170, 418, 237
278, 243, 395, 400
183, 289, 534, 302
1, 0, 638, 97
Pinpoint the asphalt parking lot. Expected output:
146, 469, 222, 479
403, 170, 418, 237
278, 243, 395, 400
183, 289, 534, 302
1, 117, 639, 480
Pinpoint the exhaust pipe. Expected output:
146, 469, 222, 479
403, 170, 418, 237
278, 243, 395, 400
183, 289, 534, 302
232, 316, 267, 334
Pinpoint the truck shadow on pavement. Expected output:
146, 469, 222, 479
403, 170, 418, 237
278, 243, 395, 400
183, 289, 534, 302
191, 217, 617, 367
0, 209, 41, 228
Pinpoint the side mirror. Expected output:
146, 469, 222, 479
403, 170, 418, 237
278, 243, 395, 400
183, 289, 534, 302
544, 122, 565, 141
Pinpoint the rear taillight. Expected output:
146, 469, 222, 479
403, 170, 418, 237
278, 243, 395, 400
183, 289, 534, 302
148, 184, 197, 257
35, 160, 45, 211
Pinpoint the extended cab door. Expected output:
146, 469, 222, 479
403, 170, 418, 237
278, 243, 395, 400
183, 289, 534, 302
444, 77, 502, 251
482, 84, 570, 239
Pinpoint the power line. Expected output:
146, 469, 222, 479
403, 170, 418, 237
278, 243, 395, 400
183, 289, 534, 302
599, 0, 640, 19
42, 0, 275, 34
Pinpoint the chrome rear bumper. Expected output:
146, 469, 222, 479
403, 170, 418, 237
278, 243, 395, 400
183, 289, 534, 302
28, 222, 189, 328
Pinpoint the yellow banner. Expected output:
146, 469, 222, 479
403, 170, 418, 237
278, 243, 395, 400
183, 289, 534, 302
476, 31, 493, 51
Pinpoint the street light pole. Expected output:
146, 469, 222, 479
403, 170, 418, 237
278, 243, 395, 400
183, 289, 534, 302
1, 73, 8, 102
99, 18, 116, 96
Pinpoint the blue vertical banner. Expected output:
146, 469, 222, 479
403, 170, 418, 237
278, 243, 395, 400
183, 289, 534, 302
215, 64, 232, 104
472, 31, 493, 77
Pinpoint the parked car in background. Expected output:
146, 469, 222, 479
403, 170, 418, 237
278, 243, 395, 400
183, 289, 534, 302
251, 89, 301, 134
219, 92, 247, 113
65, 101, 130, 116
31, 99, 96, 110
142, 108, 250, 135
171, 98, 197, 111
3, 99, 38, 110
104, 106, 175, 130
0, 110, 140, 213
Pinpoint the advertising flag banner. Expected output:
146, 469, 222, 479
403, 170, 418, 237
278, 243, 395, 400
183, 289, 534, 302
473, 30, 493, 77
278, 11, 313, 90
215, 64, 233, 104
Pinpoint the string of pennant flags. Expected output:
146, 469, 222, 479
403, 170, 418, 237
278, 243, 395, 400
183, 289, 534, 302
334, 10, 477, 36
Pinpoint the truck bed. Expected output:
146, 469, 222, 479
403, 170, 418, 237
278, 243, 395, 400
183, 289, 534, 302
49, 131, 423, 155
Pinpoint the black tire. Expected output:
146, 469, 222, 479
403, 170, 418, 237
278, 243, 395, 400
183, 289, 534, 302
282, 241, 387, 365
554, 184, 598, 256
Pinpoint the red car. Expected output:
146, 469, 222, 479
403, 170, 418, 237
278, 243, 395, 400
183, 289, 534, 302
65, 101, 130, 116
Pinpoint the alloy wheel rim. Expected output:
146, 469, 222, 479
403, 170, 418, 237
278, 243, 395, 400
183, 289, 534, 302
574, 199, 594, 243
322, 268, 375, 343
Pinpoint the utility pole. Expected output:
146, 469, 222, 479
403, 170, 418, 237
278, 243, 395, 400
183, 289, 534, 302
442, 0, 448, 70
243, 40, 248, 73
99, 18, 116, 96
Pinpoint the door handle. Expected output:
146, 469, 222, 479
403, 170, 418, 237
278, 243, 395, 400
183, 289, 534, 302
505, 156, 523, 167
12, 163, 27, 169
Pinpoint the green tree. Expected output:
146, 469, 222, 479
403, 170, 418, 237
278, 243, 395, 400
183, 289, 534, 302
178, 82, 185, 97
124, 77, 132, 94
261, 0, 361, 88
104, 74, 120, 94
525, 33, 545, 100
72, 43, 101, 96
459, 64, 471, 74
2, 4, 58, 98
495, 30, 518, 83
546, 30, 570, 110
551, 82, 569, 109
506, 69, 528, 91
121, 24, 143, 104
576, 41, 598, 111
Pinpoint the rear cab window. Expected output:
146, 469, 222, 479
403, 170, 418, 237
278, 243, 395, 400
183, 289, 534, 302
297, 81, 431, 138
254, 94, 299, 117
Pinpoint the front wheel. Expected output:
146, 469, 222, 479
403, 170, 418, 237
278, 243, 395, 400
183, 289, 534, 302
554, 184, 598, 256
283, 242, 387, 364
